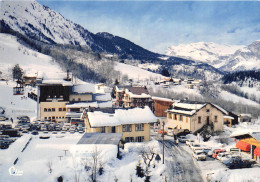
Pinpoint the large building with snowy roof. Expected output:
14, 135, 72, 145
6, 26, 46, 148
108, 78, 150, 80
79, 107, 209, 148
165, 100, 228, 133
84, 106, 157, 142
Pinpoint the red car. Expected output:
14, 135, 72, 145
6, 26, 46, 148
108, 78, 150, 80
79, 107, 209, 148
212, 149, 226, 159
158, 129, 167, 134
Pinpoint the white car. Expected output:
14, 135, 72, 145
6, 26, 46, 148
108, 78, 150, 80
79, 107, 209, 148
190, 143, 203, 151
216, 152, 232, 161
186, 139, 195, 147
192, 150, 206, 161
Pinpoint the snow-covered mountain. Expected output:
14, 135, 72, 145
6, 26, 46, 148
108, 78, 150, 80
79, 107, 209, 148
219, 40, 260, 72
166, 40, 260, 72
165, 42, 243, 68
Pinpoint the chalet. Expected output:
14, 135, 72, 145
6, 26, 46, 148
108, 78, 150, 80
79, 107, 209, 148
166, 101, 228, 133
84, 106, 157, 142
230, 131, 260, 163
122, 86, 153, 109
239, 114, 252, 122
113, 85, 153, 109
152, 96, 174, 117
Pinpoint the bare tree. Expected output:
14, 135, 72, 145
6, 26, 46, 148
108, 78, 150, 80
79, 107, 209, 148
90, 147, 101, 182
140, 146, 156, 168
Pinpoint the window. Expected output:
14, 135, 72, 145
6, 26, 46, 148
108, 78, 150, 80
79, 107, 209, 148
48, 117, 51, 120
122, 124, 132, 132
44, 117, 47, 119
48, 108, 51, 112
135, 124, 144, 131
206, 109, 210, 112
125, 137, 134, 143
214, 116, 218, 122
78, 98, 81, 101
63, 108, 66, 111
136, 136, 144, 142
52, 108, 55, 112
101, 127, 105, 133
198, 116, 201, 124
59, 108, 62, 111
52, 116, 55, 119
180, 115, 183, 121
44, 108, 47, 112
174, 114, 177, 120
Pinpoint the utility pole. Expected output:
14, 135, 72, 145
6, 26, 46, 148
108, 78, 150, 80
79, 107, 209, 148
162, 121, 165, 164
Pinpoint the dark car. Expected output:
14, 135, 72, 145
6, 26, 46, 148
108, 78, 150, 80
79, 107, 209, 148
223, 157, 255, 169
0, 140, 9, 149
31, 130, 39, 135
17, 116, 30, 122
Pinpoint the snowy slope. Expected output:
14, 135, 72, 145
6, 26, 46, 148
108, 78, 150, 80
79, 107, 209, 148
0, 33, 64, 79
115, 62, 165, 82
165, 42, 243, 68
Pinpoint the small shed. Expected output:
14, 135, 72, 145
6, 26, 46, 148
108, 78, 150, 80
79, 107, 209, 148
77, 133, 123, 158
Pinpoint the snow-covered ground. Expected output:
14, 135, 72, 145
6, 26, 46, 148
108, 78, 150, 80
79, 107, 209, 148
0, 133, 166, 182
0, 81, 37, 121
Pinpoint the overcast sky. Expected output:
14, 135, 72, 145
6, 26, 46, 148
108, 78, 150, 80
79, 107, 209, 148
39, 0, 260, 53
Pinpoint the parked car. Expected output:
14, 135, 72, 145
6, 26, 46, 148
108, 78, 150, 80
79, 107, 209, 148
0, 140, 9, 149
223, 157, 255, 169
0, 116, 8, 121
186, 139, 195, 147
158, 129, 167, 134
31, 130, 39, 135
192, 150, 206, 161
212, 149, 226, 159
178, 136, 189, 143
216, 152, 232, 161
202, 147, 212, 155
190, 143, 203, 151
17, 116, 30, 122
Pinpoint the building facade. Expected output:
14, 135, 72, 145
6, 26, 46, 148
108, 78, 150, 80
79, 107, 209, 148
84, 106, 157, 142
166, 101, 227, 133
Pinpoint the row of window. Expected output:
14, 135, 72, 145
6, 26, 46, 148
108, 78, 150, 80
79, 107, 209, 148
44, 108, 66, 112
125, 136, 144, 143
169, 113, 189, 123
122, 124, 144, 132
44, 116, 65, 120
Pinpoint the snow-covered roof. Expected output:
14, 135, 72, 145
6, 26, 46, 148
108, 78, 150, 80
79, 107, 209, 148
73, 83, 96, 94
167, 101, 228, 116
88, 111, 120, 127
125, 88, 151, 98
41, 79, 73, 86
98, 101, 113, 108
224, 116, 234, 120
152, 96, 174, 103
87, 106, 157, 127
66, 102, 98, 108
95, 93, 112, 101
229, 130, 252, 138
115, 106, 157, 124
